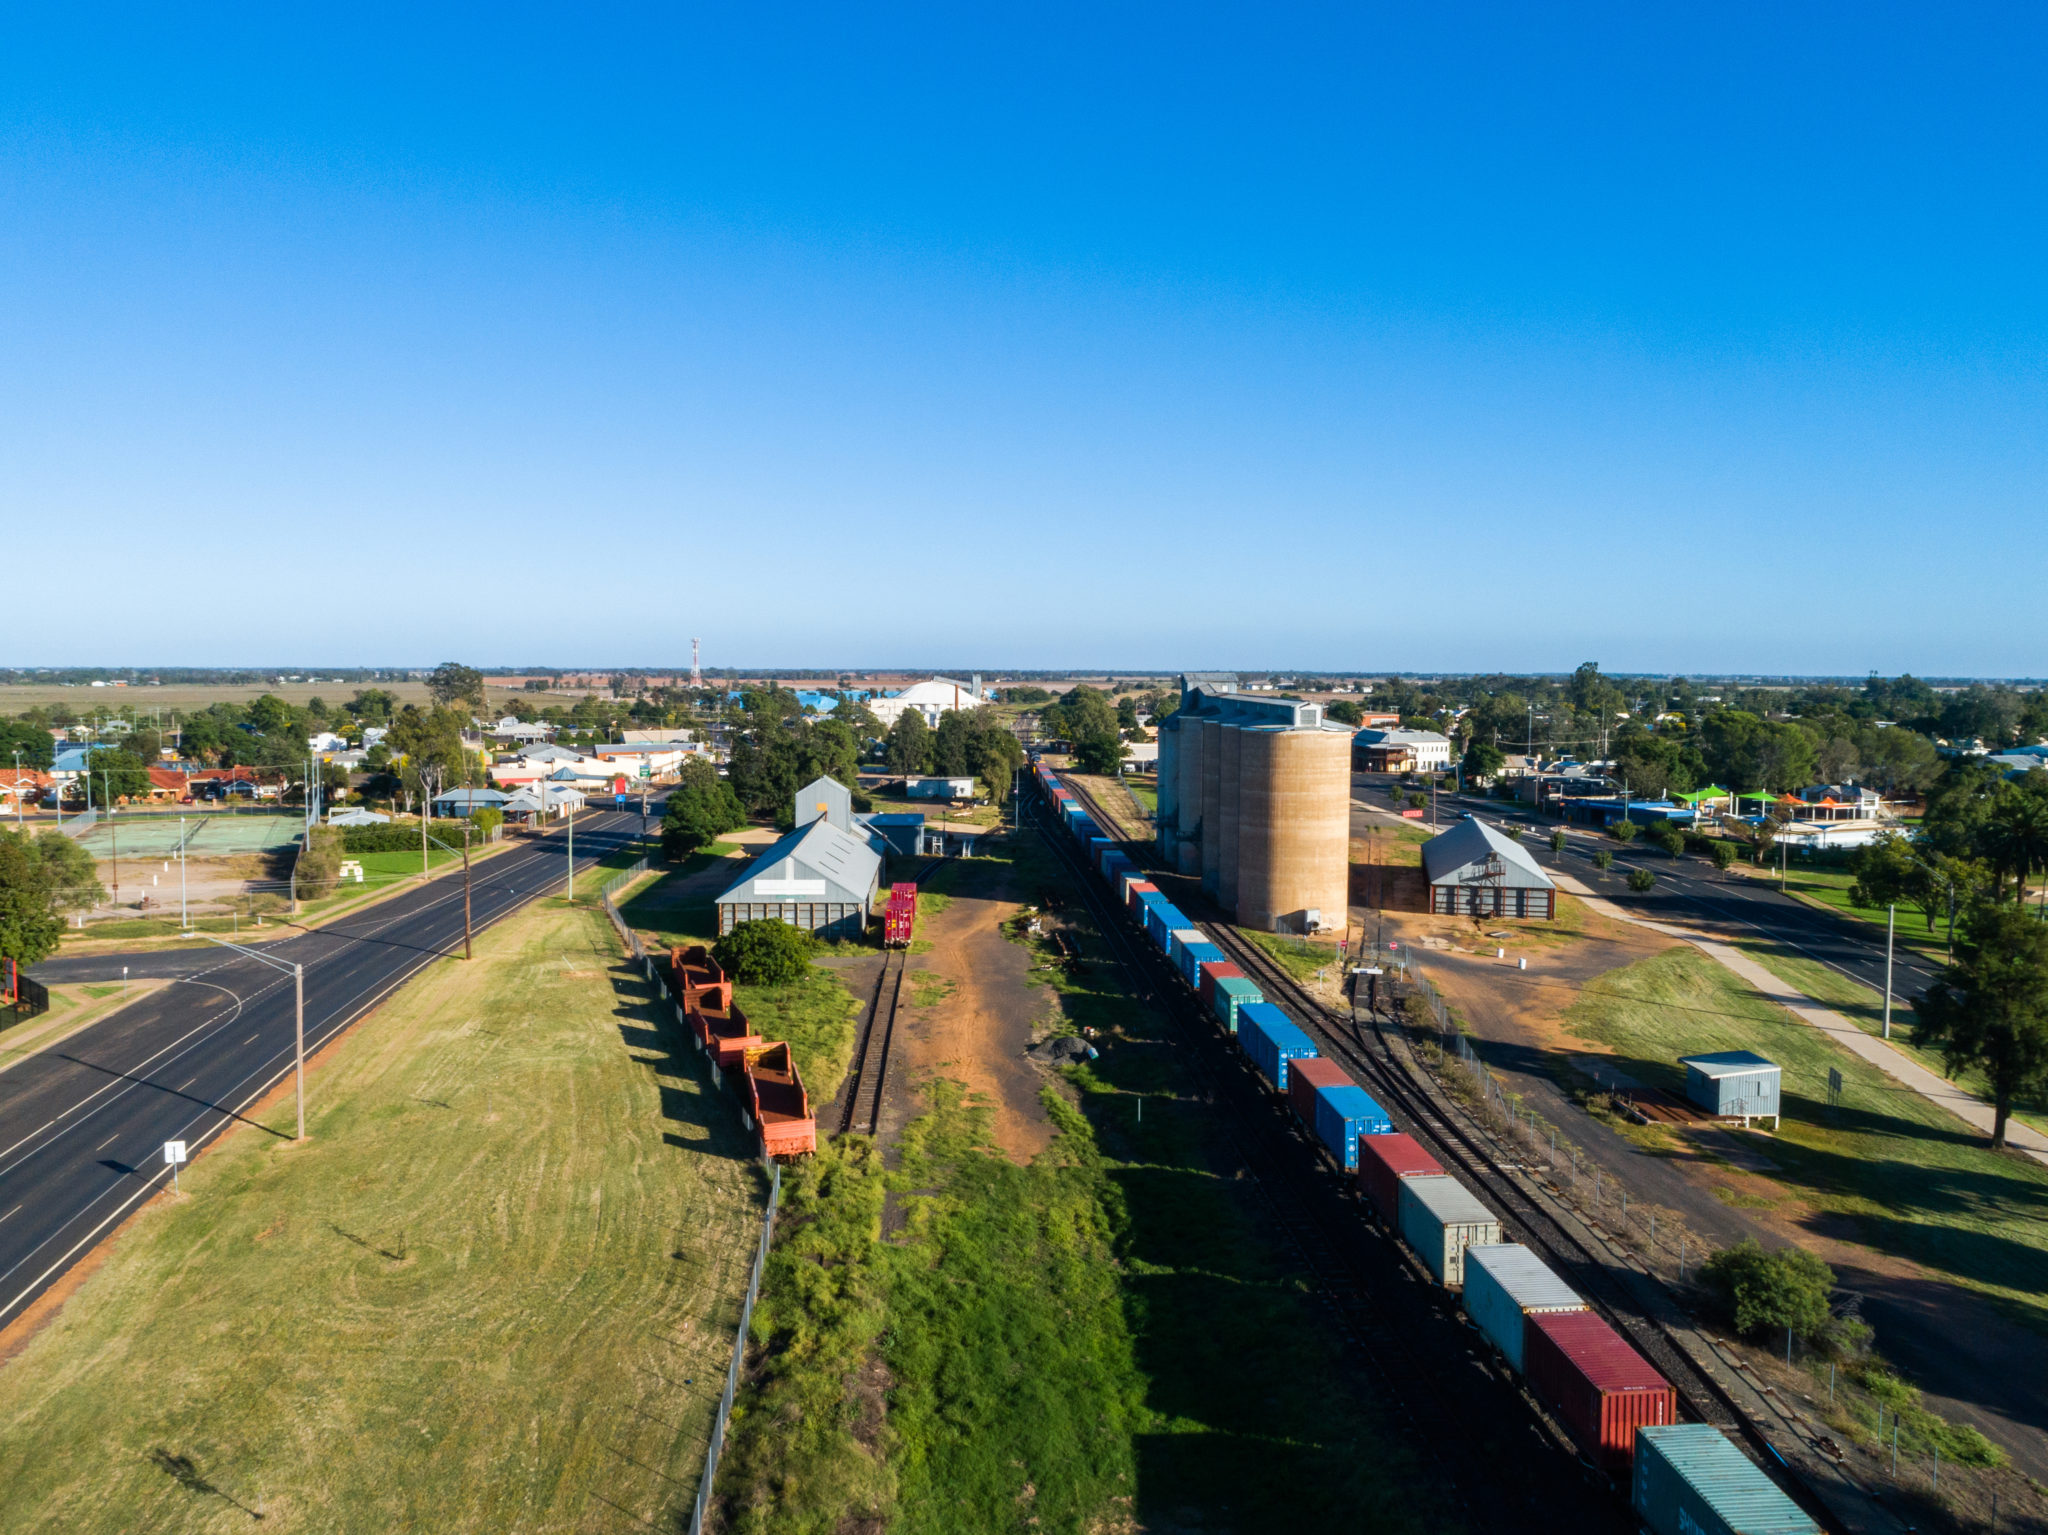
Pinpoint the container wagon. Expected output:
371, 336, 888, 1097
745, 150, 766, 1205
1357, 1132, 1443, 1222
1632, 1423, 1818, 1535
1209, 975, 1262, 1032
1460, 1243, 1587, 1373
1195, 960, 1245, 1017
741, 1041, 817, 1159
1524, 1310, 1674, 1478
1398, 1173, 1501, 1288
1310, 1083, 1392, 1173
1238, 1003, 1319, 1092
1286, 1057, 1351, 1128
696, 994, 768, 1072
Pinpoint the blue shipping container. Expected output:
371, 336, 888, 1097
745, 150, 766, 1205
1179, 941, 1225, 989
1632, 1424, 1818, 1535
1312, 1083, 1392, 1171
1147, 906, 1189, 949
1239, 1004, 1317, 1092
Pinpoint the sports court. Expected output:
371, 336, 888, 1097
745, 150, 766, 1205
70, 811, 303, 857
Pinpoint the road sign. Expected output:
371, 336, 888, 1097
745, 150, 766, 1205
163, 1140, 188, 1165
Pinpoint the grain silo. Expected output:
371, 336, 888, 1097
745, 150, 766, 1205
1216, 723, 1244, 911
1175, 711, 1206, 875
1155, 716, 1181, 866
1199, 718, 1226, 897
1233, 725, 1352, 932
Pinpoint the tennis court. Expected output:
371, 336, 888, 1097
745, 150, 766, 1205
71, 812, 303, 857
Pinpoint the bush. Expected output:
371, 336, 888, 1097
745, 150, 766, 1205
1593, 851, 1613, 871
1709, 840, 1738, 871
1407, 792, 1427, 810
1700, 1239, 1833, 1341
714, 919, 816, 985
1611, 818, 1640, 843
338, 821, 477, 854
1550, 829, 1567, 854
296, 826, 343, 894
1626, 868, 1656, 892
469, 808, 503, 841
1504, 825, 1525, 842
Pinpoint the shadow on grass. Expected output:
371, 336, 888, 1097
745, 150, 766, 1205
148, 1448, 264, 1520
611, 967, 757, 1167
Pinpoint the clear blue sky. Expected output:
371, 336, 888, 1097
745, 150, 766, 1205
5, 6, 2045, 675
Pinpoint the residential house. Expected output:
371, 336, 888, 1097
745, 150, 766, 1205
1352, 728, 1452, 773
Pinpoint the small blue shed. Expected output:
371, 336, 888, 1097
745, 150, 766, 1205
1678, 1051, 1782, 1128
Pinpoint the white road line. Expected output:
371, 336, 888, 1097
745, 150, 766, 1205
0, 1205, 19, 1225
93, 1134, 117, 1151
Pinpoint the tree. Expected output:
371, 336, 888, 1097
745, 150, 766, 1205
1984, 780, 2048, 904
1592, 851, 1613, 871
1610, 818, 1640, 843
428, 662, 486, 710
713, 919, 815, 985
1626, 868, 1656, 892
29, 830, 104, 914
1915, 900, 2048, 1148
0, 718, 54, 771
885, 711, 932, 776
1326, 699, 1364, 726
346, 688, 400, 723
1701, 1240, 1835, 1342
85, 748, 150, 803
1550, 829, 1568, 855
931, 710, 977, 777
1709, 840, 1738, 872
0, 828, 104, 965
387, 705, 471, 814
663, 759, 747, 859
1461, 740, 1505, 784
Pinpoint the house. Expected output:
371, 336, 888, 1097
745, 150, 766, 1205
501, 784, 587, 822
362, 726, 390, 748
1420, 818, 1557, 919
144, 768, 191, 801
869, 677, 989, 730
591, 744, 686, 778
0, 770, 53, 811
432, 787, 512, 816
328, 808, 391, 827
1352, 729, 1452, 773
310, 731, 349, 754
1678, 1051, 1781, 1129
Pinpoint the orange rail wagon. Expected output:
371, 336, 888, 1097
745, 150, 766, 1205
741, 1042, 816, 1159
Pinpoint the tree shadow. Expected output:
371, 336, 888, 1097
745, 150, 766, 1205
148, 1448, 263, 1520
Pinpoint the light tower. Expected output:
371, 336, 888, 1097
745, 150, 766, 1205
690, 638, 702, 689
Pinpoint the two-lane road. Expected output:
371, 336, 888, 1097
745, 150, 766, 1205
0, 810, 649, 1334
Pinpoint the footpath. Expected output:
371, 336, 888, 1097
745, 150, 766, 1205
1549, 871, 2048, 1168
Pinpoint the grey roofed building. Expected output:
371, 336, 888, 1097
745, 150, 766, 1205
715, 816, 882, 941
794, 774, 853, 833
432, 786, 511, 813
1420, 817, 1557, 919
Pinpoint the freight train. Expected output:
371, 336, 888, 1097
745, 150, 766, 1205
1032, 763, 1821, 1535
668, 943, 818, 1160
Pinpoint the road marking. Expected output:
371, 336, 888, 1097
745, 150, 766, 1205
0, 1205, 17, 1225
245, 1034, 259, 1044
94, 1134, 117, 1151
179, 1077, 199, 1091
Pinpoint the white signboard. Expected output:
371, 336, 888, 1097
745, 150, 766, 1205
754, 879, 827, 897
163, 1140, 188, 1165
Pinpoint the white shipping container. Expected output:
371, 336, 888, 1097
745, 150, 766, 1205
1398, 1175, 1501, 1288
1461, 1243, 1586, 1373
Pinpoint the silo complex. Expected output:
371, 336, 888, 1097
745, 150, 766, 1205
1152, 675, 1353, 933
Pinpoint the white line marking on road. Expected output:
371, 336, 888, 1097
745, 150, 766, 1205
178, 1077, 198, 1092
0, 1205, 19, 1224
94, 1135, 117, 1151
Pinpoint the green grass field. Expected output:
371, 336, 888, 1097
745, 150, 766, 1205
1562, 947, 2048, 1332
1737, 863, 1953, 957
0, 897, 766, 1533
717, 830, 1432, 1534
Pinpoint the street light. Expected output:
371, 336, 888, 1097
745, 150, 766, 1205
202, 936, 306, 1141
426, 827, 474, 960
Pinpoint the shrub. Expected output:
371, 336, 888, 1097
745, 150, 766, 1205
1550, 829, 1567, 854
1626, 868, 1656, 892
469, 808, 503, 841
1710, 840, 1738, 872
1504, 825, 1525, 842
1700, 1239, 1833, 1341
714, 919, 817, 985
1593, 851, 1613, 871
1610, 818, 1640, 843
1407, 792, 1427, 810
296, 826, 343, 893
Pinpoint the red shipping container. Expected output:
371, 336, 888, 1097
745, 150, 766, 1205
1286, 1056, 1352, 1127
1196, 960, 1245, 1015
1523, 1309, 1673, 1477
1123, 881, 1159, 917
1356, 1132, 1443, 1221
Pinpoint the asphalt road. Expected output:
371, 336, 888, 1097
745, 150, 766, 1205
0, 810, 651, 1335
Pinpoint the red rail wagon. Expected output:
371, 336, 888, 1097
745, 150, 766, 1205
669, 945, 733, 1012
883, 881, 918, 948
742, 1041, 816, 1159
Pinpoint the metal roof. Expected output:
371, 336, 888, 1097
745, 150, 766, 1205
716, 817, 882, 908
1679, 1050, 1779, 1078
1420, 819, 1556, 892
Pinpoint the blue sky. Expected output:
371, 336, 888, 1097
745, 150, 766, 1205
4, 6, 2046, 675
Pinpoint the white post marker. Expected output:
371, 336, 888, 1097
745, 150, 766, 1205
164, 1139, 188, 1191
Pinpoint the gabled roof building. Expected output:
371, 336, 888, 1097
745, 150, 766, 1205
1421, 818, 1557, 920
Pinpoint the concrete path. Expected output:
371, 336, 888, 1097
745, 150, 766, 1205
1552, 871, 2048, 1167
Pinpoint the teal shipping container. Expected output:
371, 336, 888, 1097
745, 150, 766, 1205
1211, 976, 1262, 1032
1632, 1424, 1818, 1535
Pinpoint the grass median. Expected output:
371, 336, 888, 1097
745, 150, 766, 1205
0, 895, 766, 1534
1562, 946, 2048, 1332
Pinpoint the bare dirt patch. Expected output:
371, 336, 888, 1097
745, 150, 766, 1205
893, 863, 1053, 1163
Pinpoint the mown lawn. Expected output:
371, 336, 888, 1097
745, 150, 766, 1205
1735, 862, 1953, 957
1562, 947, 2048, 1332
0, 897, 766, 1534
717, 830, 1430, 1535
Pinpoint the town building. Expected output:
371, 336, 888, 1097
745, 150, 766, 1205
1352, 728, 1453, 773
869, 677, 989, 729
714, 775, 882, 940
1420, 818, 1557, 919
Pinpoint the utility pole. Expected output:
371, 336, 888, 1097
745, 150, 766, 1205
202, 937, 306, 1140
10, 750, 21, 828
462, 825, 473, 958
565, 799, 575, 901
179, 816, 189, 932
1883, 905, 1895, 1040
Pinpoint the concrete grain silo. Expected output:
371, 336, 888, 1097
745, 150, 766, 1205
1199, 719, 1225, 897
1175, 712, 1206, 875
1216, 724, 1244, 911
1234, 724, 1352, 933
1155, 717, 1181, 864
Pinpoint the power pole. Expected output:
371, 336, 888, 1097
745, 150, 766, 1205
565, 800, 575, 901
1882, 904, 1895, 1040
462, 826, 473, 959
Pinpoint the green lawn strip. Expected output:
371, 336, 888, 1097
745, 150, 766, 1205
1125, 778, 1158, 812
0, 898, 766, 1534
1355, 821, 1431, 867
1238, 928, 1343, 985
719, 829, 1430, 1535
1734, 864, 1952, 958
1727, 937, 2048, 1143
1561, 948, 2048, 1332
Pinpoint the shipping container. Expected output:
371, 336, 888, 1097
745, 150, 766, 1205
1239, 1004, 1318, 1091
1178, 941, 1225, 990
1210, 975, 1263, 1032
1119, 871, 1154, 907
1167, 928, 1208, 978
1356, 1134, 1444, 1222
1287, 1057, 1352, 1127
1460, 1244, 1586, 1373
1196, 960, 1245, 1016
1146, 905, 1190, 949
1127, 883, 1163, 918
1102, 852, 1136, 885
1398, 1175, 1501, 1287
1632, 1424, 1818, 1535
1313, 1084, 1393, 1172
1524, 1309, 1673, 1477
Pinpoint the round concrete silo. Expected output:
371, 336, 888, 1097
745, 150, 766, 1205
1199, 720, 1225, 897
1155, 717, 1181, 863
1217, 724, 1244, 915
1235, 725, 1352, 933
1175, 713, 1206, 875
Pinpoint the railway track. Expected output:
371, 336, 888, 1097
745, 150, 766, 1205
1027, 794, 1630, 1532
835, 859, 945, 1141
1052, 772, 1862, 1533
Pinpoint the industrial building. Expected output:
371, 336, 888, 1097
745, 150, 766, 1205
1156, 674, 1352, 933
869, 676, 990, 729
1420, 818, 1558, 919
715, 775, 883, 939
1678, 1051, 1782, 1128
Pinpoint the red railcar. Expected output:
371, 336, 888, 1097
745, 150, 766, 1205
742, 1041, 816, 1159
883, 881, 919, 948
669, 945, 734, 1012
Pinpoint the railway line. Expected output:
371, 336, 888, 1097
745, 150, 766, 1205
1026, 791, 1630, 1532
834, 860, 944, 1142
1050, 771, 1873, 1533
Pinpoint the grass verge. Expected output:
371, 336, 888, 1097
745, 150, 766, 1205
0, 896, 765, 1533
1561, 947, 2048, 1332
